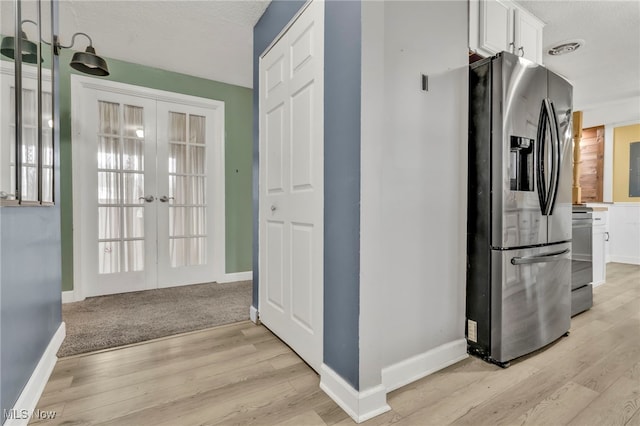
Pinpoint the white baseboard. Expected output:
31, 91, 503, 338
64, 273, 253, 302
5, 322, 65, 426
381, 339, 468, 392
61, 291, 75, 303
609, 255, 640, 265
218, 271, 252, 283
61, 290, 82, 303
62, 289, 85, 303
320, 364, 390, 423
249, 305, 259, 324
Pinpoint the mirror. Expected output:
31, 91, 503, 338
0, 0, 54, 205
0, 0, 16, 202
19, 2, 41, 203
40, 0, 54, 204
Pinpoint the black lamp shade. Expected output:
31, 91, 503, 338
0, 33, 40, 64
70, 46, 109, 76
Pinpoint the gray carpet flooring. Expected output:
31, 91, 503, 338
59, 280, 252, 357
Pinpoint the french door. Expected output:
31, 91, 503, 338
91, 92, 158, 295
74, 79, 224, 297
156, 101, 218, 288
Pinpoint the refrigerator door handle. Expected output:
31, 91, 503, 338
536, 101, 548, 214
544, 100, 561, 215
511, 248, 570, 265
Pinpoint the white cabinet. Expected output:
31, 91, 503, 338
591, 210, 608, 287
479, 0, 513, 56
513, 8, 544, 64
469, 0, 545, 64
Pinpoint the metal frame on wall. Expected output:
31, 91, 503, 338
1, 0, 55, 206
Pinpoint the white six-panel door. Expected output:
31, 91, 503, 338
259, 0, 324, 371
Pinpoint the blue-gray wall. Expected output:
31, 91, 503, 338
253, 0, 361, 390
322, 0, 361, 390
0, 2, 62, 421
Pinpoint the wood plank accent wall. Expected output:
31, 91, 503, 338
579, 126, 605, 202
573, 111, 583, 204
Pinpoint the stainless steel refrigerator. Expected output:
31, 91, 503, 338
466, 51, 573, 367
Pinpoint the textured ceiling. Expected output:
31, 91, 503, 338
58, 0, 271, 88
7, 1, 639, 110
517, 0, 640, 111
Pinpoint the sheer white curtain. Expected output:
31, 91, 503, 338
169, 112, 188, 267
190, 115, 207, 266
97, 105, 208, 272
168, 112, 207, 267
98, 101, 121, 274
98, 101, 146, 274
123, 105, 144, 272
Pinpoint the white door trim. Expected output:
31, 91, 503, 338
71, 75, 226, 297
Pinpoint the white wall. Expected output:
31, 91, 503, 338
580, 100, 639, 266
360, 0, 468, 392
360, 0, 387, 391
581, 97, 640, 203
582, 96, 640, 129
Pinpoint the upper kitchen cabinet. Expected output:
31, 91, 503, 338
469, 0, 545, 64
513, 7, 545, 63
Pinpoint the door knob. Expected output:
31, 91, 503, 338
159, 195, 175, 203
270, 205, 277, 212
139, 195, 155, 203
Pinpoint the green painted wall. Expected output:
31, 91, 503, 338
58, 50, 253, 291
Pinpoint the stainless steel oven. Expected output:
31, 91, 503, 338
571, 206, 593, 316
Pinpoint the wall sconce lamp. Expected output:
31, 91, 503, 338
0, 19, 41, 63
0, 20, 110, 76
54, 33, 110, 76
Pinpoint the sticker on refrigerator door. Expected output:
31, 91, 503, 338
467, 319, 478, 342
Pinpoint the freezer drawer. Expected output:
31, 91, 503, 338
571, 284, 593, 317
491, 243, 571, 362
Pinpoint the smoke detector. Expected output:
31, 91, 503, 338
547, 39, 584, 56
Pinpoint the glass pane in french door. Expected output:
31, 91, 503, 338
97, 101, 145, 274
168, 112, 207, 267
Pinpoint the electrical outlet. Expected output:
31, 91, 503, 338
467, 319, 477, 342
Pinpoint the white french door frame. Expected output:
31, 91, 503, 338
71, 75, 225, 300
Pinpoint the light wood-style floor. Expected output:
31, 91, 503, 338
33, 263, 640, 426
